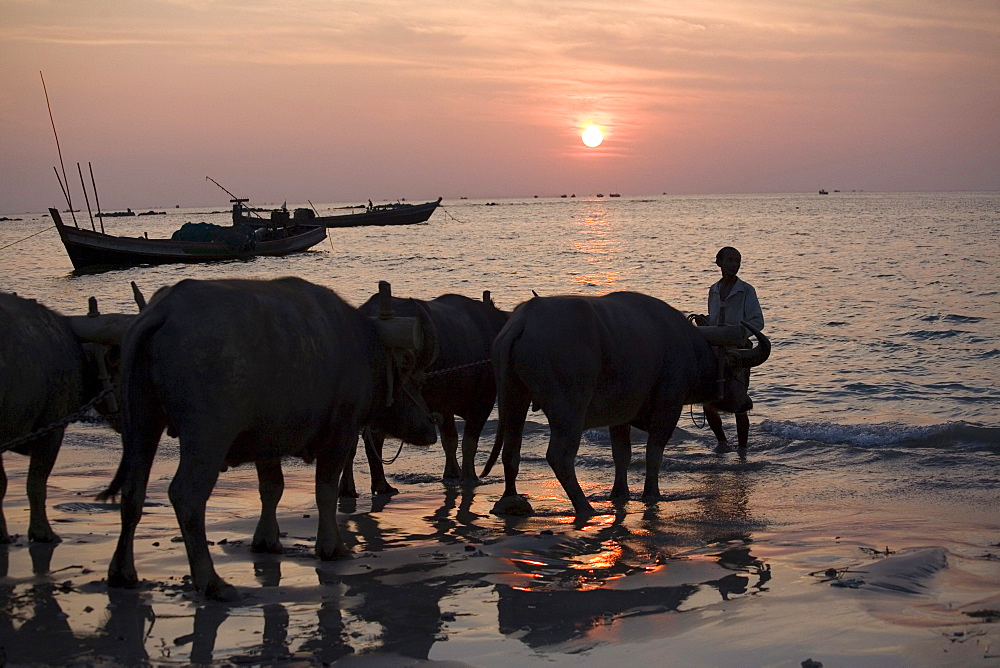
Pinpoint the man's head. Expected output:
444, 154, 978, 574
716, 246, 741, 278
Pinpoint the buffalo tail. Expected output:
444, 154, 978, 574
480, 430, 503, 478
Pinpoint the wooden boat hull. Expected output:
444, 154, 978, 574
49, 208, 327, 272
234, 197, 442, 228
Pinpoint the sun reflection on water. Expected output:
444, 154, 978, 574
571, 210, 626, 290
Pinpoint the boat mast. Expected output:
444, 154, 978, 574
76, 163, 96, 232
89, 163, 106, 233
41, 71, 77, 227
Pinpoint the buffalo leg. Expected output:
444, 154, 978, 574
440, 413, 461, 480
168, 439, 234, 601
0, 455, 9, 542
642, 405, 682, 501
609, 423, 632, 501
362, 428, 397, 496
546, 422, 593, 516
26, 430, 63, 543
499, 394, 530, 500
338, 439, 359, 498
252, 458, 284, 554
315, 436, 353, 561
107, 439, 159, 590
460, 405, 493, 484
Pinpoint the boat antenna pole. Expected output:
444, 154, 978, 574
76, 162, 96, 231
41, 71, 77, 227
206, 176, 264, 220
89, 162, 105, 233
205, 175, 241, 200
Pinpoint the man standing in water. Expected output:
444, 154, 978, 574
694, 247, 765, 451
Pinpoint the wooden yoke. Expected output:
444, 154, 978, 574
697, 325, 748, 347
371, 281, 425, 407
372, 281, 423, 350
695, 325, 747, 400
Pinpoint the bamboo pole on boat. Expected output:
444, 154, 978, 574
88, 163, 106, 233
40, 71, 77, 227
311, 200, 334, 251
77, 163, 96, 231
52, 167, 73, 217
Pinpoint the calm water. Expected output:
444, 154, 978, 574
1, 192, 998, 663
3, 192, 998, 431
2, 193, 999, 481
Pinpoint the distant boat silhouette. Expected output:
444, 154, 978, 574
96, 208, 135, 217
232, 197, 441, 228
49, 207, 326, 272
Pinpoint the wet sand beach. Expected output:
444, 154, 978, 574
0, 421, 997, 666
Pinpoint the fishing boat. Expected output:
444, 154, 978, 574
49, 208, 327, 272
232, 197, 442, 228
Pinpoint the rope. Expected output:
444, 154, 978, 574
380, 439, 406, 465
426, 358, 491, 377
439, 206, 469, 224
689, 404, 706, 429
0, 226, 55, 252
0, 383, 119, 454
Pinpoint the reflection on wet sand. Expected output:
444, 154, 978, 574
0, 461, 772, 663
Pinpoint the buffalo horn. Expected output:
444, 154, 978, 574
67, 313, 132, 345
737, 321, 771, 368
131, 281, 147, 310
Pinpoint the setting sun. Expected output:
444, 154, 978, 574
582, 125, 604, 147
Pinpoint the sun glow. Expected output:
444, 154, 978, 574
582, 125, 604, 147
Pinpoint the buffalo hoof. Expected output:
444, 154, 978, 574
641, 492, 665, 503
317, 543, 352, 561
205, 579, 240, 603
492, 494, 533, 516
250, 537, 285, 555
372, 482, 399, 496
459, 472, 481, 487
338, 484, 360, 499
107, 569, 139, 590
609, 486, 630, 502
27, 528, 61, 544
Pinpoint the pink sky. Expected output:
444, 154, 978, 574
2, 1, 998, 212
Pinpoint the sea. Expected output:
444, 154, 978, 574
0, 191, 998, 664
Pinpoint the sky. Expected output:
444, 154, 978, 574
2, 0, 998, 212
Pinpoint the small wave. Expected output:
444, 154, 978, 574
905, 329, 966, 340
759, 419, 1000, 449
842, 382, 887, 395
919, 314, 983, 324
